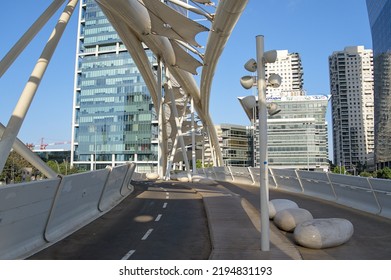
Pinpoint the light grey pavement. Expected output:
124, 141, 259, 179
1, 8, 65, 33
187, 179, 391, 260
187, 181, 302, 260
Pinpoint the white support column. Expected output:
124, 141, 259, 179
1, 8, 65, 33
165, 70, 192, 182
90, 154, 94, 171
191, 97, 197, 174
165, 131, 179, 180
206, 126, 216, 166
256, 35, 270, 251
164, 96, 191, 180
0, 0, 79, 174
157, 57, 164, 179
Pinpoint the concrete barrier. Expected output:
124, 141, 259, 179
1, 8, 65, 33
328, 173, 380, 215
248, 167, 277, 188
368, 178, 391, 219
131, 172, 147, 181
230, 167, 254, 185
213, 167, 232, 182
248, 167, 259, 184
0, 178, 61, 259
122, 162, 136, 194
44, 169, 110, 243
0, 162, 138, 259
297, 171, 336, 201
272, 169, 303, 193
201, 168, 216, 180
99, 164, 129, 212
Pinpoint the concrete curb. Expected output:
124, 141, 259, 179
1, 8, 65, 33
192, 182, 302, 260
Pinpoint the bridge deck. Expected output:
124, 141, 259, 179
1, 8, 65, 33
29, 180, 391, 260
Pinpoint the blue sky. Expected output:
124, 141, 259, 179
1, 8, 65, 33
0, 0, 372, 153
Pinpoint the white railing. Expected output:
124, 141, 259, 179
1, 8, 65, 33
197, 167, 391, 220
0, 162, 136, 260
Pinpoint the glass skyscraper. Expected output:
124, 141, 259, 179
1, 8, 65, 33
70, 0, 158, 172
239, 95, 329, 171
366, 0, 391, 169
264, 95, 329, 171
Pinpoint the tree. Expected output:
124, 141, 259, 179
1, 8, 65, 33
374, 167, 391, 179
0, 151, 39, 184
196, 159, 213, 168
359, 171, 373, 177
46, 160, 80, 175
332, 165, 349, 175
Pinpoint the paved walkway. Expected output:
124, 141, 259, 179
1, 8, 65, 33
186, 180, 302, 260
183, 178, 391, 260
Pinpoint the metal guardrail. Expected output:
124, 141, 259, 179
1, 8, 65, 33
0, 162, 137, 260
197, 167, 391, 220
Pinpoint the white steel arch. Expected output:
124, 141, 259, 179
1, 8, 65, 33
0, 0, 249, 180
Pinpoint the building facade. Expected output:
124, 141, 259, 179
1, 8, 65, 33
70, 0, 158, 172
238, 95, 329, 171
215, 124, 252, 167
264, 96, 329, 171
265, 50, 304, 97
239, 50, 328, 171
366, 0, 391, 169
329, 46, 375, 172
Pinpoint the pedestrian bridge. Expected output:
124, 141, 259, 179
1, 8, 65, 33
1, 0, 390, 262
1, 165, 391, 260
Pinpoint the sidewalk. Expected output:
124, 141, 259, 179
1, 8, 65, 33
190, 180, 302, 260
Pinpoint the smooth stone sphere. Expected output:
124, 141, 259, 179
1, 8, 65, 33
146, 173, 159, 180
294, 218, 354, 249
176, 176, 189, 182
269, 199, 299, 219
273, 208, 313, 232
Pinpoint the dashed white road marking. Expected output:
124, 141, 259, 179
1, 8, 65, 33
141, 228, 153, 240
121, 249, 136, 260
155, 214, 162, 222
163, 202, 168, 208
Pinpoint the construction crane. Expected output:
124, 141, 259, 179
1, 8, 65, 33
26, 138, 71, 151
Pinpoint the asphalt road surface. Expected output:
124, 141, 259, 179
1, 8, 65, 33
29, 181, 211, 260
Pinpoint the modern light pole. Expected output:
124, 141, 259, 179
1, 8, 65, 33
240, 35, 281, 251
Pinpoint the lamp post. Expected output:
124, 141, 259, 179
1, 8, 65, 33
256, 35, 270, 251
240, 35, 281, 251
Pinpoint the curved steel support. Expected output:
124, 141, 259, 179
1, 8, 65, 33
0, 0, 79, 175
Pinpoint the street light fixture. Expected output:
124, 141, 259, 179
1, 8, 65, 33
240, 35, 281, 251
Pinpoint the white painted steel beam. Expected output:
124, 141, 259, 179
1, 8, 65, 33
0, 0, 79, 175
0, 123, 58, 179
0, 0, 66, 77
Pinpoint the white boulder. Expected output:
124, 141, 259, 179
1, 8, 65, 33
146, 173, 159, 180
273, 208, 313, 232
269, 199, 299, 219
294, 218, 354, 249
176, 176, 189, 182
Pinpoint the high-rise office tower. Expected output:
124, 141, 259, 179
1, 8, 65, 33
238, 94, 329, 171
70, 0, 158, 172
265, 50, 304, 97
366, 0, 391, 169
239, 50, 329, 171
329, 46, 374, 172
